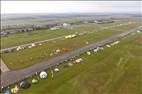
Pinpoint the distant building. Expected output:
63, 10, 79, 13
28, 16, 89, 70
62, 23, 71, 28
0, 31, 8, 37
94, 19, 114, 24
50, 26, 60, 31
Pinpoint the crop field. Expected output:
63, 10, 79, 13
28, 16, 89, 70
18, 33, 142, 94
1, 21, 140, 70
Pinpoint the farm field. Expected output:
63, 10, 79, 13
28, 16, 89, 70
1, 22, 140, 70
18, 33, 142, 94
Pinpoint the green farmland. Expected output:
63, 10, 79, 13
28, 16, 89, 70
1, 22, 140, 70
18, 33, 142, 94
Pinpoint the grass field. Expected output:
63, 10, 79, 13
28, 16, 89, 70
1, 23, 101, 49
17, 33, 142, 94
1, 20, 137, 49
1, 22, 140, 70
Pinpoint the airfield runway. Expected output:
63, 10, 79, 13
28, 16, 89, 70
0, 22, 135, 53
1, 26, 141, 88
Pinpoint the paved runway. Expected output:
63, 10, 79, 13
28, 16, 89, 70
1, 26, 141, 88
0, 22, 134, 53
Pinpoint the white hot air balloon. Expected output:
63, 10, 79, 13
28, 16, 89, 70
39, 71, 47, 79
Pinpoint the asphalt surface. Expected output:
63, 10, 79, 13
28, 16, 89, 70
1, 26, 141, 88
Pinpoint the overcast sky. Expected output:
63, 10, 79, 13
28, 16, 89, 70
1, 1, 141, 14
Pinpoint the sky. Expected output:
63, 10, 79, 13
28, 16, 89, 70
1, 1, 142, 14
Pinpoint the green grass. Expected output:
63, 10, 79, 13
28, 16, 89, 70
1, 23, 100, 49
1, 20, 138, 49
1, 22, 140, 70
17, 33, 142, 94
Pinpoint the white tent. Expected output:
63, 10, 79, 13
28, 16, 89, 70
85, 41, 89, 45
50, 53, 53, 56
31, 43, 36, 47
94, 47, 100, 52
87, 51, 91, 55
71, 34, 76, 38
39, 71, 47, 79
39, 43, 42, 46
100, 47, 104, 50
65, 34, 77, 39
106, 45, 111, 47
65, 35, 71, 39
11, 85, 19, 94
28, 45, 32, 48
56, 49, 61, 53
111, 41, 120, 46
137, 30, 142, 33
54, 68, 60, 72
68, 63, 73, 66
16, 46, 22, 51
75, 58, 83, 63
